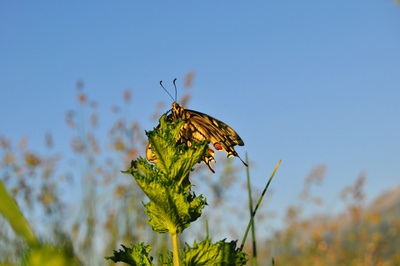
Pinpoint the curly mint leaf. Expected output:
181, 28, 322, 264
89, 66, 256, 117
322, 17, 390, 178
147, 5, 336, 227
145, 116, 185, 174
143, 182, 206, 234
146, 114, 209, 183
124, 114, 209, 234
158, 250, 173, 265
106, 243, 154, 266
182, 238, 248, 266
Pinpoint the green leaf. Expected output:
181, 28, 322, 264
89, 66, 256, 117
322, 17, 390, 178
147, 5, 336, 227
129, 162, 207, 234
182, 238, 248, 266
106, 243, 154, 266
145, 116, 185, 174
158, 250, 173, 265
145, 114, 209, 184
0, 180, 37, 245
143, 184, 206, 234
124, 114, 208, 234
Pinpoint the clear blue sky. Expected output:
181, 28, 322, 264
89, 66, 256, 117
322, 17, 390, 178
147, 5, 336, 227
1, 1, 399, 236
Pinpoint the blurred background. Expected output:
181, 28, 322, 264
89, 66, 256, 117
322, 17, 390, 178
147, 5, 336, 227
1, 1, 399, 265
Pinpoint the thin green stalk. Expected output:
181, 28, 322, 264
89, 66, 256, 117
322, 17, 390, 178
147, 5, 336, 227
171, 232, 181, 266
240, 160, 282, 251
245, 153, 257, 266
205, 220, 209, 239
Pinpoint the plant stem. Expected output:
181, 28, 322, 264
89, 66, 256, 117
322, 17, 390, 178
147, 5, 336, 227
240, 160, 281, 251
171, 232, 180, 266
245, 153, 258, 266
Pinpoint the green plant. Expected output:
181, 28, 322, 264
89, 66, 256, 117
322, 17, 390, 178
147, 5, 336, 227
107, 114, 251, 266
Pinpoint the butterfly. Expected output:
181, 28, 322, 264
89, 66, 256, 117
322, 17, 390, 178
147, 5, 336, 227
146, 79, 247, 173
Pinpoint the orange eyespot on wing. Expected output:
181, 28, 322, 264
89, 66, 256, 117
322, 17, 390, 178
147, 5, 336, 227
214, 143, 223, 151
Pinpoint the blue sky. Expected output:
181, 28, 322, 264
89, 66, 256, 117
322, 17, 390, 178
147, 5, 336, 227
1, 1, 400, 237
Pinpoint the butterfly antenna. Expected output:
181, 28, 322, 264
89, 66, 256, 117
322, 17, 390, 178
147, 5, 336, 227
173, 78, 178, 102
159, 80, 175, 102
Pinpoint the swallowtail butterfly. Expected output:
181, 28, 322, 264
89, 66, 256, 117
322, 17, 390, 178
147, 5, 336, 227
146, 79, 247, 173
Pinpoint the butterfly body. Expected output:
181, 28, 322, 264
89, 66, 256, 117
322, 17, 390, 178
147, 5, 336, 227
147, 101, 246, 173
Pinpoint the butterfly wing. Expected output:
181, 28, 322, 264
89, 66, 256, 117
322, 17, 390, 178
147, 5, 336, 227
146, 102, 247, 173
180, 107, 244, 157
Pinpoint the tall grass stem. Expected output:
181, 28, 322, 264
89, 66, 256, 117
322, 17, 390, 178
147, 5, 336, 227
240, 160, 281, 251
245, 153, 258, 266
